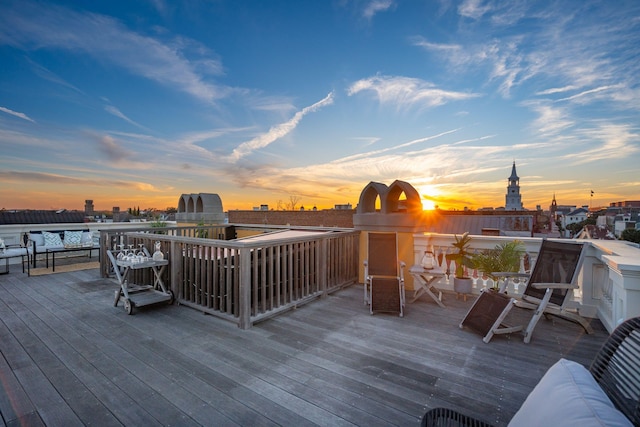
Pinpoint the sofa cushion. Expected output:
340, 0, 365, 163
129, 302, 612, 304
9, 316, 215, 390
31, 233, 45, 247
508, 358, 632, 427
64, 230, 83, 247
81, 231, 94, 247
43, 231, 63, 247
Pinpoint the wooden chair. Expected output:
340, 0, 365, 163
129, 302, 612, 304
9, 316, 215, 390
363, 232, 405, 317
462, 240, 592, 344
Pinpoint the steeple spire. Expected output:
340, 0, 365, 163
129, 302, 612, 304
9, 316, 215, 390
509, 161, 519, 180
505, 161, 523, 210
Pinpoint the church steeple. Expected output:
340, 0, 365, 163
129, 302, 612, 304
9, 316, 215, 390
505, 161, 523, 210
509, 161, 519, 181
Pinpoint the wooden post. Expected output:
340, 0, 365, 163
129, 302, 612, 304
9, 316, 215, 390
319, 237, 328, 297
170, 239, 181, 300
238, 248, 252, 329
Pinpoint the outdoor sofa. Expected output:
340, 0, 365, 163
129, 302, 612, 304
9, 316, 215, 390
28, 229, 100, 271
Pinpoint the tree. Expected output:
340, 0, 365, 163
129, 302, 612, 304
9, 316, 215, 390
165, 207, 177, 214
621, 228, 640, 244
286, 195, 301, 211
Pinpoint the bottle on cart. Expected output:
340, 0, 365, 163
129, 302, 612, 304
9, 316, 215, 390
152, 241, 164, 261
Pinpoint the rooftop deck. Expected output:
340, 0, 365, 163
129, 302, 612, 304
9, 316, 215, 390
0, 264, 608, 426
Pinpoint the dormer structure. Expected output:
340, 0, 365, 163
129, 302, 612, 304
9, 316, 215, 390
505, 162, 523, 210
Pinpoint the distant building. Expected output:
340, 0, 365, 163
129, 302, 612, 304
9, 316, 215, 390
84, 199, 94, 216
610, 201, 640, 208
505, 162, 524, 210
0, 210, 86, 225
334, 203, 353, 210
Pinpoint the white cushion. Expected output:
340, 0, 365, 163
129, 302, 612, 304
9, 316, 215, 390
31, 233, 45, 247
508, 358, 632, 427
81, 231, 94, 247
64, 230, 83, 247
42, 231, 63, 247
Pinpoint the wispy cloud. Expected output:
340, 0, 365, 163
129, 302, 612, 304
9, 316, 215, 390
536, 85, 579, 96
411, 37, 461, 53
556, 85, 623, 104
26, 58, 84, 94
104, 105, 148, 130
458, 0, 493, 20
522, 100, 573, 136
96, 135, 135, 164
0, 170, 160, 191
0, 106, 35, 123
363, 0, 395, 20
225, 131, 524, 203
0, 1, 224, 103
570, 124, 640, 164
347, 75, 480, 110
227, 92, 335, 162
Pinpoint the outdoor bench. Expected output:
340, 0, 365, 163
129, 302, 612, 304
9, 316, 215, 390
28, 229, 100, 271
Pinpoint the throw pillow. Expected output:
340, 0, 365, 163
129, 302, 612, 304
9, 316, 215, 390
508, 358, 632, 427
64, 230, 83, 247
43, 231, 63, 247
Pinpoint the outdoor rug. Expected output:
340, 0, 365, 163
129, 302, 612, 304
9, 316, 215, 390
29, 261, 100, 276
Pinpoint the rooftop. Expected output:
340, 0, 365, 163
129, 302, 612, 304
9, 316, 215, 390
0, 264, 608, 426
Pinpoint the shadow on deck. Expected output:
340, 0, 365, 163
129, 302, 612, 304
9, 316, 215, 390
0, 266, 608, 426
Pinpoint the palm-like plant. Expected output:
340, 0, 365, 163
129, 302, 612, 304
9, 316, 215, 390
447, 232, 475, 279
471, 240, 525, 284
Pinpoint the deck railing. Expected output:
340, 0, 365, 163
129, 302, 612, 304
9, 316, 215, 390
100, 226, 359, 328
413, 233, 640, 333
2, 222, 638, 333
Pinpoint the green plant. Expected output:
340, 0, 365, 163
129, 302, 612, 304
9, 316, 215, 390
150, 218, 167, 234
471, 240, 525, 286
447, 232, 475, 278
621, 228, 640, 244
196, 219, 209, 238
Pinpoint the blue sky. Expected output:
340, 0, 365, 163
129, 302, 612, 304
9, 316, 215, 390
1, 0, 639, 212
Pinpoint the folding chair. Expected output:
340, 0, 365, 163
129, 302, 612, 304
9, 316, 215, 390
461, 240, 592, 343
363, 232, 406, 317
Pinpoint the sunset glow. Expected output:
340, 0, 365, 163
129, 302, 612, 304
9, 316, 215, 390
1, 1, 638, 212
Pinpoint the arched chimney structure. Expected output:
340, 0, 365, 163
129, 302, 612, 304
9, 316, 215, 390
354, 180, 424, 230
175, 193, 225, 223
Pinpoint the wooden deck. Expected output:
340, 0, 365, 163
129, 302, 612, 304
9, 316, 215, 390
0, 265, 609, 426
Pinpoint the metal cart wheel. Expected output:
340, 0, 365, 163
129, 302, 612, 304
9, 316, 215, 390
124, 298, 134, 315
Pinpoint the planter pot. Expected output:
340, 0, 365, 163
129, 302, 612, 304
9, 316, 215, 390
453, 277, 473, 301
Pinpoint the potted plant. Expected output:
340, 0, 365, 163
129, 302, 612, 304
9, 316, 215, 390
447, 232, 475, 298
471, 240, 525, 291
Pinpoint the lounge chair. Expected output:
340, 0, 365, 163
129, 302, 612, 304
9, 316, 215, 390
363, 232, 406, 317
461, 239, 592, 344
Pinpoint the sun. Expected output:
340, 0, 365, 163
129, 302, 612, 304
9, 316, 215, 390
422, 199, 437, 210
418, 185, 440, 211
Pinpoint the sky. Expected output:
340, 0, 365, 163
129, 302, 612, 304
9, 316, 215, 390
1, 0, 639, 213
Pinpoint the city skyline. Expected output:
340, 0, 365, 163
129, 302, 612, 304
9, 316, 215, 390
1, 1, 639, 212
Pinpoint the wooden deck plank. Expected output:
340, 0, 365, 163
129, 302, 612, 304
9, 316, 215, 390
0, 267, 609, 427
9, 275, 312, 427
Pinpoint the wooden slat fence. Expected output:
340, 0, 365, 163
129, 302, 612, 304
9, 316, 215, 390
100, 227, 359, 328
